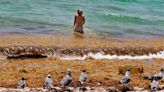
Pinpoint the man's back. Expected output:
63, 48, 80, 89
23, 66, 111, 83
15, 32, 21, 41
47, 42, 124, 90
75, 15, 84, 26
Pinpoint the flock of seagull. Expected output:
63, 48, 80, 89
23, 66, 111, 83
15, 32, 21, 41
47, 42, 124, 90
17, 69, 88, 92
17, 68, 164, 91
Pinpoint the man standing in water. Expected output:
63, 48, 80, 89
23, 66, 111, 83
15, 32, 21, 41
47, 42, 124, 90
73, 9, 85, 33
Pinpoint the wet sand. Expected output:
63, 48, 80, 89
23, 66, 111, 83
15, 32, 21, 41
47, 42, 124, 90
0, 34, 163, 48
0, 34, 164, 91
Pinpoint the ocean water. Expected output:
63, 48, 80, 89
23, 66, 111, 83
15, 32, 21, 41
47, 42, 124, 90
0, 0, 164, 38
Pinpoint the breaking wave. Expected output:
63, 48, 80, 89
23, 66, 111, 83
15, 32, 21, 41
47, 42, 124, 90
57, 50, 164, 60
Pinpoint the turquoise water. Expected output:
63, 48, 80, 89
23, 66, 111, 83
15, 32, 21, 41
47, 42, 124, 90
0, 0, 164, 38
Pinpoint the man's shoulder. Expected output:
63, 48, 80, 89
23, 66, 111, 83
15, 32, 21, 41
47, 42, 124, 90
82, 15, 85, 19
75, 15, 85, 17
75, 15, 78, 17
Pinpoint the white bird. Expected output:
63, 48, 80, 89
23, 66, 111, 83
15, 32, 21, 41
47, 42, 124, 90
154, 68, 164, 80
17, 78, 26, 89
150, 77, 160, 91
61, 69, 72, 88
145, 68, 164, 81
79, 70, 88, 85
120, 68, 131, 84
44, 74, 55, 88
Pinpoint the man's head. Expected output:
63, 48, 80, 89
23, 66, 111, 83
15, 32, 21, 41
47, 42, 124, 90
77, 9, 83, 16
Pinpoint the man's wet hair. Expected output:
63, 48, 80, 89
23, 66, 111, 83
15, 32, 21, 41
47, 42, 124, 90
77, 9, 83, 15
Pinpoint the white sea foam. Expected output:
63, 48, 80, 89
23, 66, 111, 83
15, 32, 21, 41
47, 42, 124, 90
58, 50, 164, 60
60, 55, 87, 60
105, 13, 120, 16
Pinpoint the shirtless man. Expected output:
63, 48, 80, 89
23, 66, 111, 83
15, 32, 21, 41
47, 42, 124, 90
73, 9, 85, 33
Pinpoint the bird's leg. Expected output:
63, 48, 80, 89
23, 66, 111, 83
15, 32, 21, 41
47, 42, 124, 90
80, 83, 87, 92
82, 83, 84, 88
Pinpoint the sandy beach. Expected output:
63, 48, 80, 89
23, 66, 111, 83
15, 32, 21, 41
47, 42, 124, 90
0, 34, 163, 91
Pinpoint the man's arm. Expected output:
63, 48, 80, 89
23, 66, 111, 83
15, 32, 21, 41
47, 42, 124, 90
74, 15, 76, 27
83, 16, 85, 24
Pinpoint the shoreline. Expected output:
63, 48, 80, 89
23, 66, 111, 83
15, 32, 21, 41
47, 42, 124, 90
0, 34, 163, 47
0, 34, 163, 60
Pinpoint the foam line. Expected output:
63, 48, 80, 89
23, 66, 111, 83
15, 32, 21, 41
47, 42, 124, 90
58, 50, 164, 60
60, 55, 87, 60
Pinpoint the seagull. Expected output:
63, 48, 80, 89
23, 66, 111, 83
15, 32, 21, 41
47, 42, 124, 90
61, 69, 72, 88
150, 77, 160, 91
79, 70, 88, 85
44, 74, 54, 88
79, 70, 88, 91
17, 78, 26, 89
154, 68, 164, 80
145, 68, 164, 81
120, 68, 131, 84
